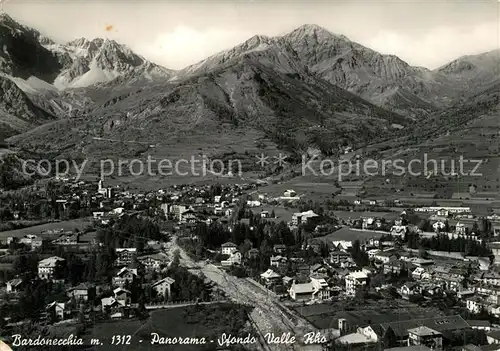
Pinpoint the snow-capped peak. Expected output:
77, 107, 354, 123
52, 38, 170, 89
0, 14, 174, 91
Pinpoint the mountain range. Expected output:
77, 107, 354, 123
0, 14, 498, 186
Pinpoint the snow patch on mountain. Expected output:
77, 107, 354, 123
6, 75, 58, 94
1, 14, 174, 89
54, 62, 120, 89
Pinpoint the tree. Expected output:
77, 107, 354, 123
134, 235, 145, 251
171, 249, 181, 269
472, 222, 479, 235
85, 254, 97, 282
66, 255, 85, 286
13, 252, 39, 278
238, 239, 253, 257
383, 327, 398, 349
350, 240, 369, 267
444, 220, 450, 233
96, 248, 115, 282
418, 247, 429, 259
0, 207, 13, 221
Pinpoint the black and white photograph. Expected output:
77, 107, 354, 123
0, 0, 499, 350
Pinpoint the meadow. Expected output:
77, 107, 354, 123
0, 218, 93, 242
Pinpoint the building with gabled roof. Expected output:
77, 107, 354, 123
46, 301, 67, 320
38, 256, 65, 280
407, 326, 442, 349
345, 271, 368, 296
138, 252, 170, 272
112, 267, 137, 287
260, 269, 281, 285
289, 282, 315, 301
101, 296, 124, 310
6, 278, 23, 293
379, 315, 470, 344
292, 210, 319, 226
115, 248, 137, 266
221, 242, 237, 256
66, 283, 95, 301
151, 277, 175, 298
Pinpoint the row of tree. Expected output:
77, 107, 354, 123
404, 232, 492, 257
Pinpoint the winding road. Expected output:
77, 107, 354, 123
164, 237, 324, 351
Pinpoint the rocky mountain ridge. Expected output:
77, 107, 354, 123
0, 76, 55, 140
0, 15, 498, 163
176, 24, 499, 117
0, 13, 174, 91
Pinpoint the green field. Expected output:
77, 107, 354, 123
0, 218, 93, 242
258, 205, 296, 223
255, 175, 340, 203
333, 211, 399, 220
313, 227, 385, 245
77, 129, 283, 191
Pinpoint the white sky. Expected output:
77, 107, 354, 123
4, 0, 500, 70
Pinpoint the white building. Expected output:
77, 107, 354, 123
38, 256, 65, 280
247, 200, 261, 207
170, 205, 192, 222
415, 206, 471, 214
412, 267, 432, 281
289, 282, 315, 301
482, 272, 500, 286
115, 248, 137, 266
367, 249, 381, 260
97, 180, 107, 196
432, 221, 446, 232
345, 271, 368, 296
46, 302, 66, 320
112, 267, 138, 287
407, 326, 442, 349
332, 240, 353, 252
260, 269, 281, 285
6, 278, 23, 293
66, 283, 94, 302
455, 222, 467, 235
18, 235, 43, 250
336, 326, 378, 347
491, 242, 500, 266
138, 253, 170, 272
292, 210, 319, 226
221, 251, 242, 266
362, 217, 375, 230
435, 208, 449, 217
221, 242, 238, 256
373, 251, 396, 264
310, 276, 330, 300
390, 225, 407, 237
466, 297, 484, 314
151, 277, 175, 298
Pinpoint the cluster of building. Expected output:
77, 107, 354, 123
4, 243, 175, 322
211, 232, 500, 350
